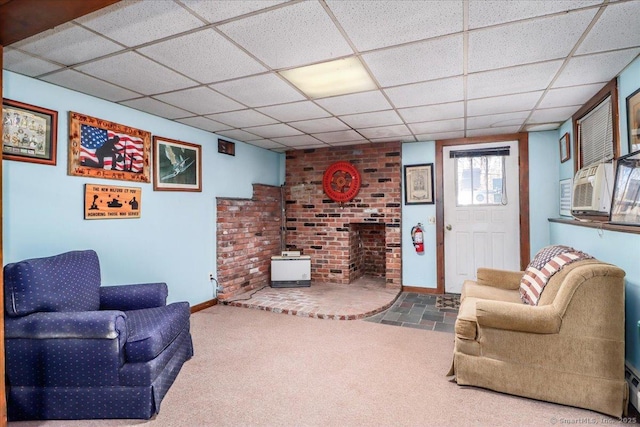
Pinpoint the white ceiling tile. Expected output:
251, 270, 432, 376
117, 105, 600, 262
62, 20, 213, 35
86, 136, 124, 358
176, 116, 232, 133
553, 49, 640, 88
313, 130, 365, 143
359, 124, 412, 139
137, 29, 266, 84
247, 139, 288, 150
243, 123, 303, 138
385, 77, 464, 108
468, 0, 602, 29
218, 1, 352, 68
577, 1, 640, 54
466, 126, 522, 137
256, 101, 331, 122
289, 118, 349, 133
3, 49, 63, 77
315, 91, 392, 116
182, 0, 287, 24
467, 60, 563, 99
155, 86, 244, 115
528, 106, 581, 123
206, 109, 277, 128
398, 102, 464, 123
271, 135, 325, 146
327, 0, 462, 51
468, 9, 596, 73
339, 110, 404, 129
42, 69, 141, 102
414, 131, 465, 141
76, 0, 204, 47
10, 22, 122, 65
211, 74, 305, 107
120, 97, 193, 119
408, 119, 465, 134
466, 111, 529, 130
76, 51, 196, 94
467, 92, 544, 116
538, 83, 606, 109
363, 35, 463, 87
216, 129, 261, 142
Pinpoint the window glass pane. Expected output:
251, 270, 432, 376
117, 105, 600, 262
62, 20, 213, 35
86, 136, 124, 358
455, 155, 505, 206
456, 157, 472, 205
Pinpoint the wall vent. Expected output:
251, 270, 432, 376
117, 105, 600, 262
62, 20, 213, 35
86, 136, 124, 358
626, 364, 640, 412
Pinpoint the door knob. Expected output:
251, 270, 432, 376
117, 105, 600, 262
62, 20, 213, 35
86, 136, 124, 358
445, 224, 452, 231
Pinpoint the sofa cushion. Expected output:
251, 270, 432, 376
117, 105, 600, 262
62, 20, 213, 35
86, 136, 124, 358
461, 281, 523, 304
124, 302, 190, 363
519, 245, 592, 306
4, 250, 102, 317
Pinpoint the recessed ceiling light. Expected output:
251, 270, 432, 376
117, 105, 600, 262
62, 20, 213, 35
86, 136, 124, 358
280, 57, 377, 99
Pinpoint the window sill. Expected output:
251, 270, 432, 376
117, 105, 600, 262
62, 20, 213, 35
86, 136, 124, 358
548, 217, 640, 235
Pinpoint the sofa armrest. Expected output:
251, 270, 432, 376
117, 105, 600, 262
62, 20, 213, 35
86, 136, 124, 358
5, 310, 127, 340
100, 282, 168, 311
476, 268, 524, 290
476, 300, 562, 334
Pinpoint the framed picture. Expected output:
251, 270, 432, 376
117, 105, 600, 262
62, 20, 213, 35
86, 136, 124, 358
68, 111, 151, 183
559, 132, 570, 163
2, 99, 57, 165
84, 183, 141, 220
627, 88, 640, 153
609, 150, 640, 226
153, 136, 202, 192
218, 138, 235, 156
404, 163, 434, 205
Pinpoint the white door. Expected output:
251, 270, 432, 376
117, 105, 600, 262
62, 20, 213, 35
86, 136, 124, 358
443, 141, 520, 294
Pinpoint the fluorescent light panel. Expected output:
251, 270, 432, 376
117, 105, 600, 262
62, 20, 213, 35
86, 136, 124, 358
280, 57, 377, 99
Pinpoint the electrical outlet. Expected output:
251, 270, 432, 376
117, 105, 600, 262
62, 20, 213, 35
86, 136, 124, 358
209, 273, 214, 281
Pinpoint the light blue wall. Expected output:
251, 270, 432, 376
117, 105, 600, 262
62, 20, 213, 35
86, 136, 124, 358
619, 54, 640, 157
401, 141, 437, 288
2, 71, 283, 306
528, 130, 560, 257
549, 54, 640, 371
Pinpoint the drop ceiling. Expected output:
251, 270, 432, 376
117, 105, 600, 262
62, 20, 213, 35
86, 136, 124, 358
3, 0, 640, 152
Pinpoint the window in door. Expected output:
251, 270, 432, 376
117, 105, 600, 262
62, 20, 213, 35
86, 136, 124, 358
451, 146, 509, 206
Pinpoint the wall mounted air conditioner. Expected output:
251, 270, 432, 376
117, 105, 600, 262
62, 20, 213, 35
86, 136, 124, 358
571, 162, 614, 218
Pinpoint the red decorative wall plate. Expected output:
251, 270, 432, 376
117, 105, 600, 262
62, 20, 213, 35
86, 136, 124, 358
322, 161, 361, 202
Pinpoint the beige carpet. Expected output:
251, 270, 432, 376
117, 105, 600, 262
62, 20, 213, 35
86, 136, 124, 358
10, 305, 630, 426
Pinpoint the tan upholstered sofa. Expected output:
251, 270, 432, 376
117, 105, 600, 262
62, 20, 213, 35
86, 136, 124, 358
447, 248, 628, 418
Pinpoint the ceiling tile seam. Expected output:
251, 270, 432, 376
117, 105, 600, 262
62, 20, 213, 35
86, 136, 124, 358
183, 0, 306, 27
462, 0, 469, 138
519, 3, 609, 130
466, 2, 607, 33
172, 0, 214, 26
316, 0, 397, 141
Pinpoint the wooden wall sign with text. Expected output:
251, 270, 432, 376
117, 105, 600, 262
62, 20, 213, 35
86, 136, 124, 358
84, 184, 141, 220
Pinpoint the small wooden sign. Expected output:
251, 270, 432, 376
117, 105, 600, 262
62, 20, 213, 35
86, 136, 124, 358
218, 138, 235, 156
84, 184, 141, 220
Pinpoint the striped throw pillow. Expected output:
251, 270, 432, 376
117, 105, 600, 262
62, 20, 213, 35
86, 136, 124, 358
519, 245, 592, 305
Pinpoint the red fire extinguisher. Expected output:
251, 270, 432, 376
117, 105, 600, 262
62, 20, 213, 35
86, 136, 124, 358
411, 223, 424, 254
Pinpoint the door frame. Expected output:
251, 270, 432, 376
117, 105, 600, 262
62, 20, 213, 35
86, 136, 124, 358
435, 133, 530, 294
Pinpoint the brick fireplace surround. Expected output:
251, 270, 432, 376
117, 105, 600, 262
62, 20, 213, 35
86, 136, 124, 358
217, 142, 402, 300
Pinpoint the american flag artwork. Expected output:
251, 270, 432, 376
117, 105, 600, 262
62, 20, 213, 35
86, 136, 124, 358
80, 124, 144, 173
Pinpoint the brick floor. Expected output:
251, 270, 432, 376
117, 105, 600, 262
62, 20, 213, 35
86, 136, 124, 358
223, 276, 459, 332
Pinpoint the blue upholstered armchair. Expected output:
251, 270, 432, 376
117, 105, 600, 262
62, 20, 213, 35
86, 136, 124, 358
3, 250, 194, 420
